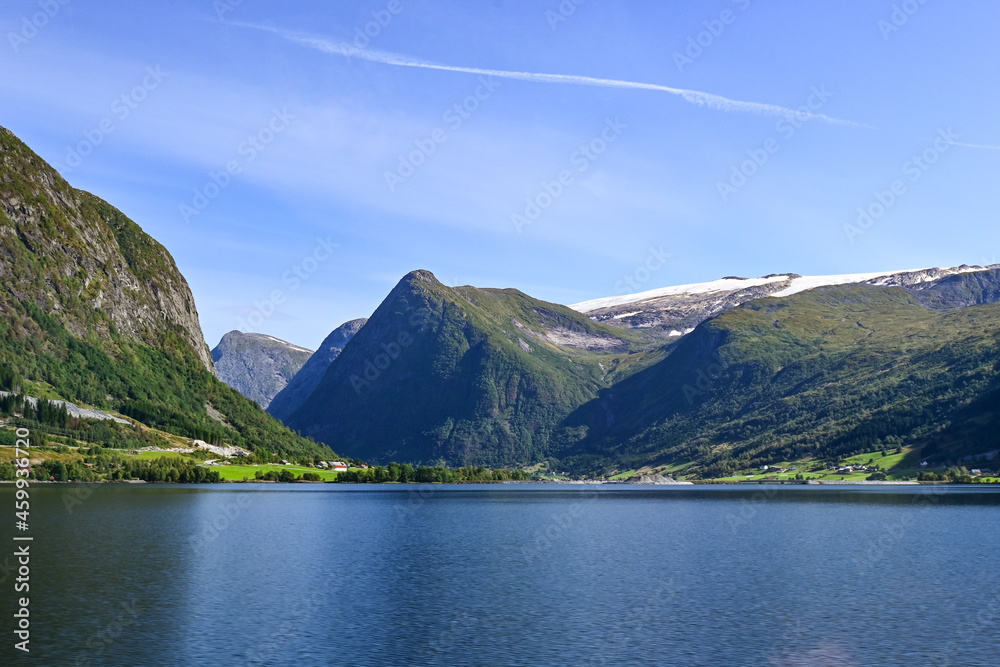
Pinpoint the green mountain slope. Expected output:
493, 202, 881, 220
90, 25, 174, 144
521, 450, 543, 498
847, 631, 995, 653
283, 270, 658, 466
560, 279, 1000, 475
0, 125, 331, 460
267, 318, 367, 422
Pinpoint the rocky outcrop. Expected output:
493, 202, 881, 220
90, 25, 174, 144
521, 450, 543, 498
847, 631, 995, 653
0, 125, 215, 372
212, 331, 313, 408
0, 391, 130, 424
618, 474, 692, 485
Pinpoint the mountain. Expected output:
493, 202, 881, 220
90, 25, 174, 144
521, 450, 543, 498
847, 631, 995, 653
267, 318, 366, 422
280, 270, 654, 467
560, 271, 1000, 475
572, 266, 997, 338
0, 125, 331, 459
0, 126, 215, 371
212, 331, 313, 408
282, 265, 1000, 474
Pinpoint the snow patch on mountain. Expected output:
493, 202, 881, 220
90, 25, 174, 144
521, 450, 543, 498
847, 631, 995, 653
572, 276, 787, 313
572, 266, 994, 314
769, 270, 916, 298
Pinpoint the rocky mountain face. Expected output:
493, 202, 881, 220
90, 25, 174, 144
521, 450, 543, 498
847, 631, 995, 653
573, 266, 999, 338
0, 125, 331, 459
0, 126, 214, 372
279, 270, 653, 466
212, 331, 314, 408
267, 318, 366, 422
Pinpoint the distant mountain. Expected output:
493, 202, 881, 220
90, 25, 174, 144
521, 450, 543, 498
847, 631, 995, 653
572, 266, 998, 338
561, 271, 1000, 475
212, 331, 313, 408
0, 125, 331, 460
281, 266, 1000, 474
280, 270, 652, 467
267, 318, 366, 422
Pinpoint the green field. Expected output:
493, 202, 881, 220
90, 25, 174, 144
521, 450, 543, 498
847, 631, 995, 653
702, 446, 932, 483
209, 464, 344, 482
135, 450, 185, 460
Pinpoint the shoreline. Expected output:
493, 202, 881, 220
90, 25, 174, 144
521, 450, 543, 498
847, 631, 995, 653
2, 479, 995, 487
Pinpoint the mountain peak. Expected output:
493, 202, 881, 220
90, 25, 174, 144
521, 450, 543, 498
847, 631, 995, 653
266, 317, 368, 422
211, 332, 314, 408
396, 269, 440, 289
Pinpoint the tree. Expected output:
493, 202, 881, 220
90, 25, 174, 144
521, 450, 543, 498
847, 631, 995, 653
49, 460, 69, 482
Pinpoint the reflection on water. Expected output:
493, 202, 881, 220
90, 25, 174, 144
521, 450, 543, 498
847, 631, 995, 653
2, 484, 998, 666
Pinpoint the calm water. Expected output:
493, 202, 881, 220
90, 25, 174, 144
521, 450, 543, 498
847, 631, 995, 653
2, 484, 999, 666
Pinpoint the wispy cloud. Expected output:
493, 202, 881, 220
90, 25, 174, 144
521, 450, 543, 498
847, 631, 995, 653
947, 141, 1000, 151
240, 24, 867, 127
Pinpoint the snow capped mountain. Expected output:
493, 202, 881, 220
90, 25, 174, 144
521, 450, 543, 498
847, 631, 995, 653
571, 276, 789, 313
571, 265, 1000, 337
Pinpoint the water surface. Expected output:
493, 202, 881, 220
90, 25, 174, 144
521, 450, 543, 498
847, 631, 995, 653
2, 484, 998, 666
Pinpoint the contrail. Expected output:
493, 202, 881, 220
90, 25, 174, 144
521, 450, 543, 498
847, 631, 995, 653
947, 141, 1000, 151
240, 24, 866, 127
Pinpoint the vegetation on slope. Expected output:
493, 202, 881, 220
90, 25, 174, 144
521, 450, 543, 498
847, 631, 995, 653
560, 285, 1000, 476
284, 270, 661, 467
0, 126, 331, 460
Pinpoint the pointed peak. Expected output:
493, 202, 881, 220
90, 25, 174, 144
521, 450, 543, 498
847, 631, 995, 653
399, 269, 440, 286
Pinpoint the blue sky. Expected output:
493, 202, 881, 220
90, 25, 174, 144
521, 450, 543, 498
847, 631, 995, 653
2, 0, 998, 350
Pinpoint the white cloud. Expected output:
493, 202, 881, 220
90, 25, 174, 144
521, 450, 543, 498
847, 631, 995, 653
245, 24, 866, 126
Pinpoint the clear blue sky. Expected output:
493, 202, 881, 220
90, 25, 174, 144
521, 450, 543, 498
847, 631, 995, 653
2, 0, 998, 350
